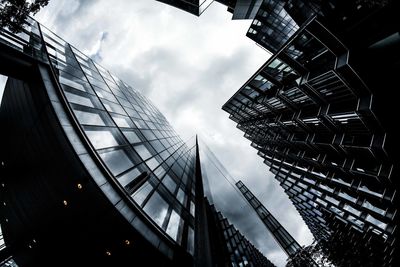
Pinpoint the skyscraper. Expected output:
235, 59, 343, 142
223, 1, 398, 266
205, 198, 276, 267
0, 12, 274, 267
157, 0, 262, 19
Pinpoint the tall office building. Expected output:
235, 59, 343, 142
157, 0, 262, 19
205, 199, 276, 267
0, 13, 274, 267
223, 1, 399, 266
236, 181, 302, 258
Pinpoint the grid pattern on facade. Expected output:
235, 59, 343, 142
236, 181, 301, 257
39, 26, 199, 252
207, 201, 276, 267
156, 0, 214, 16
223, 2, 396, 266
0, 11, 199, 255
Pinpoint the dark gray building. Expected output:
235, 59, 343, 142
205, 199, 276, 267
223, 1, 399, 266
0, 11, 275, 267
157, 0, 262, 19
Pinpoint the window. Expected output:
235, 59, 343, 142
162, 175, 177, 193
143, 191, 169, 227
122, 130, 141, 144
65, 91, 94, 107
176, 188, 186, 205
85, 129, 118, 149
187, 227, 195, 255
99, 149, 134, 175
132, 181, 153, 205
166, 210, 181, 241
117, 167, 141, 187
190, 201, 195, 217
134, 144, 152, 160
74, 109, 106, 126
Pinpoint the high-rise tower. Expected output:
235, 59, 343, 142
0, 10, 274, 267
223, 1, 398, 266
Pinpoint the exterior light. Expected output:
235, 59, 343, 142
77, 183, 83, 189
124, 239, 130, 245
63, 200, 68, 206
105, 251, 111, 256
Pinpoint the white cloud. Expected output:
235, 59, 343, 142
34, 1, 314, 266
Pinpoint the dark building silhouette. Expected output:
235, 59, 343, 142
0, 13, 274, 267
205, 199, 276, 267
157, 0, 262, 19
236, 181, 301, 258
223, 1, 399, 266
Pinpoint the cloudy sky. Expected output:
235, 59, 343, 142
1, 1, 313, 266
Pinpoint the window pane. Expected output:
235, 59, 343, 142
132, 181, 153, 205
112, 115, 131, 127
190, 201, 195, 217
134, 144, 152, 160
122, 130, 141, 144
177, 188, 185, 204
117, 167, 141, 187
143, 191, 169, 227
166, 210, 181, 241
99, 149, 134, 175
187, 226, 194, 255
162, 175, 177, 193
74, 109, 105, 126
65, 91, 94, 107
85, 129, 118, 149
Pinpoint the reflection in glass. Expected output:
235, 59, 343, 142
117, 167, 141, 187
99, 149, 134, 175
65, 92, 94, 107
122, 130, 141, 144
166, 210, 181, 241
135, 144, 152, 160
143, 191, 169, 227
177, 188, 185, 205
187, 226, 194, 255
85, 129, 118, 149
74, 110, 105, 126
162, 175, 177, 193
132, 181, 153, 205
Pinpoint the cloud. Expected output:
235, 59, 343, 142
89, 31, 109, 61
34, 1, 314, 266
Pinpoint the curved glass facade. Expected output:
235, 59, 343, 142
38, 26, 198, 250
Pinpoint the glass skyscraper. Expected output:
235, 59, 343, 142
0, 7, 275, 267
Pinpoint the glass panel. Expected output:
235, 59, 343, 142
187, 226, 195, 255
190, 201, 195, 217
74, 109, 106, 126
65, 91, 94, 107
122, 130, 141, 144
99, 149, 134, 175
166, 210, 181, 241
132, 181, 153, 205
117, 167, 141, 187
134, 144, 152, 160
85, 129, 118, 149
177, 188, 185, 205
112, 115, 131, 128
143, 191, 169, 227
162, 175, 177, 193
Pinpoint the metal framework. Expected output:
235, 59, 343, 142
223, 1, 398, 266
236, 181, 301, 257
